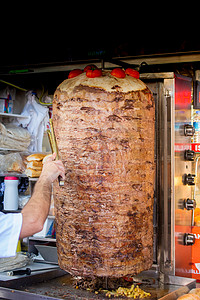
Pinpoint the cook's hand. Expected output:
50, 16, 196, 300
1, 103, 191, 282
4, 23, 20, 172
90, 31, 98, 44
41, 153, 65, 183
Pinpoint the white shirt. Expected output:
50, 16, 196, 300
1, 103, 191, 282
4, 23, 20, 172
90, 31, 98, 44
0, 212, 22, 258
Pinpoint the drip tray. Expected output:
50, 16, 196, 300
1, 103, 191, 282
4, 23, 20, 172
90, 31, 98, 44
0, 268, 196, 299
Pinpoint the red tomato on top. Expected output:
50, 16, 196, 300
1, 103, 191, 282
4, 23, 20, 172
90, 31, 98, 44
111, 68, 126, 78
125, 68, 140, 79
68, 69, 83, 79
84, 64, 97, 72
86, 68, 102, 78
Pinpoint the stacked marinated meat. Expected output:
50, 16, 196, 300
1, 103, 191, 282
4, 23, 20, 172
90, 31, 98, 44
53, 70, 155, 277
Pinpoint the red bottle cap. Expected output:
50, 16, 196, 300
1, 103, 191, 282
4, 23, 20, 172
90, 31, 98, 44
4, 177, 18, 180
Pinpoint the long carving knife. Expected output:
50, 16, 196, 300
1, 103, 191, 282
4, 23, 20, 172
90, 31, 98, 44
48, 119, 64, 186
7, 267, 58, 276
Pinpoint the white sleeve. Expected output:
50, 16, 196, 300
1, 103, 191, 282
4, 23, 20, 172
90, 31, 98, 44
0, 212, 23, 258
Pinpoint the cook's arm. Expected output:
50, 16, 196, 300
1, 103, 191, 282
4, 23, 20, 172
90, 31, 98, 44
19, 153, 65, 239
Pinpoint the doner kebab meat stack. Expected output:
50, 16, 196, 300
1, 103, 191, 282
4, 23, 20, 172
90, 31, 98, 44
53, 67, 155, 278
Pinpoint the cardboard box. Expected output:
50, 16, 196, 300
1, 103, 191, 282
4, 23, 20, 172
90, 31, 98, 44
0, 99, 13, 113
33, 216, 55, 238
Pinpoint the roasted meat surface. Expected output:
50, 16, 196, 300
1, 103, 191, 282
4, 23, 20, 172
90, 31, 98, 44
53, 70, 155, 277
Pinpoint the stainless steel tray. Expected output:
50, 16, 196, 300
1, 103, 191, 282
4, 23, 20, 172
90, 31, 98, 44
0, 268, 196, 299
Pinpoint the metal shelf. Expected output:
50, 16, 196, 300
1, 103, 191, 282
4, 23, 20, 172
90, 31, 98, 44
0, 112, 29, 118
29, 236, 56, 242
0, 173, 39, 181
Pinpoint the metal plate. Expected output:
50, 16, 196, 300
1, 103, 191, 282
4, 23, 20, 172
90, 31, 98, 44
0, 270, 196, 300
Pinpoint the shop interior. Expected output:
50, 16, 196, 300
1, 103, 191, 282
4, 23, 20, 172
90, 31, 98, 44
1, 32, 200, 299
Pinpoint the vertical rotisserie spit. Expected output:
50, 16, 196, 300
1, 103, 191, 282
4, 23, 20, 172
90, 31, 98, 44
53, 69, 155, 277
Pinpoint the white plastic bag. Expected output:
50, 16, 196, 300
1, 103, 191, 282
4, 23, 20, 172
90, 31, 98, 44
0, 153, 25, 173
0, 122, 30, 151
17, 91, 49, 152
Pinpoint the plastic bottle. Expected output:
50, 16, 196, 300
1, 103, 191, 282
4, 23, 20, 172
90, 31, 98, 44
3, 177, 19, 211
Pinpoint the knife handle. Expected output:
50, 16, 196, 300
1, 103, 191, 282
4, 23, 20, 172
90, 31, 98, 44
7, 268, 31, 276
58, 175, 64, 186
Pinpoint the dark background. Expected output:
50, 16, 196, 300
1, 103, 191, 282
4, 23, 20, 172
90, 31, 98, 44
1, 18, 199, 70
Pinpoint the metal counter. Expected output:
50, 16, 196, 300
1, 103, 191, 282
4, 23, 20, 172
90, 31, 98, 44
0, 267, 196, 299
